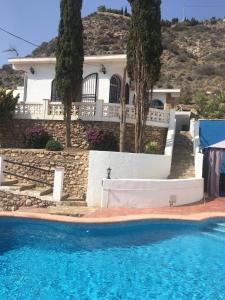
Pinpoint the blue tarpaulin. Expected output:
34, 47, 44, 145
199, 120, 225, 173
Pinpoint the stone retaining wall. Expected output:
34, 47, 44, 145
0, 149, 89, 199
0, 119, 167, 154
0, 190, 56, 211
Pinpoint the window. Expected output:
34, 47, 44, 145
82, 73, 98, 102
51, 79, 60, 102
109, 75, 121, 103
150, 99, 164, 110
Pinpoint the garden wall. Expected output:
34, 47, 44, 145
102, 178, 204, 208
0, 190, 56, 211
0, 149, 89, 199
0, 119, 167, 154
87, 151, 172, 206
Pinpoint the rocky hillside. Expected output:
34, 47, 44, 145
0, 65, 23, 89
1, 12, 225, 100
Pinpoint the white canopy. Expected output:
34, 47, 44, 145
208, 140, 225, 149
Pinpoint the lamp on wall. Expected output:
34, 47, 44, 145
107, 167, 112, 179
100, 64, 106, 74
29, 67, 35, 75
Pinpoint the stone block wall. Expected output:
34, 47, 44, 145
0, 119, 167, 154
0, 149, 89, 199
0, 190, 56, 211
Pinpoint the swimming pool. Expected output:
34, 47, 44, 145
0, 217, 225, 299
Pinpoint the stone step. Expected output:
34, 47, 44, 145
16, 183, 36, 192
1, 180, 19, 186
57, 201, 87, 207
63, 196, 84, 202
48, 206, 96, 217
39, 188, 53, 196
170, 131, 195, 179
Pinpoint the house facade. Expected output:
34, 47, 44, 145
9, 54, 180, 109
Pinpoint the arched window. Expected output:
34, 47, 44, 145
82, 73, 98, 102
109, 75, 121, 103
51, 79, 60, 102
150, 99, 164, 110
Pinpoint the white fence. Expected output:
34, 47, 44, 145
102, 178, 204, 208
14, 100, 170, 128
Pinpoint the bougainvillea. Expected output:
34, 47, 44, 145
86, 128, 118, 151
24, 127, 50, 149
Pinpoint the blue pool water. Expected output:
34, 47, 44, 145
1, 218, 225, 300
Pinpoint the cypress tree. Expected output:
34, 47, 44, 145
124, 6, 128, 16
127, 0, 162, 153
55, 0, 84, 147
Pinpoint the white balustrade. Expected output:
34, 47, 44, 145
14, 102, 43, 119
14, 100, 170, 127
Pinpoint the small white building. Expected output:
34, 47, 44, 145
9, 54, 180, 109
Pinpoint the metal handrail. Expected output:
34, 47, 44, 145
3, 171, 53, 187
4, 159, 54, 174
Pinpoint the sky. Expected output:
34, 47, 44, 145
0, 0, 225, 66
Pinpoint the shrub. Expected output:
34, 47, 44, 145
0, 88, 19, 119
46, 139, 62, 151
86, 128, 118, 151
24, 127, 50, 149
144, 141, 158, 154
195, 91, 225, 118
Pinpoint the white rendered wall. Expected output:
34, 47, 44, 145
16, 61, 126, 104
13, 61, 174, 105
86, 109, 176, 207
25, 64, 55, 103
86, 151, 171, 207
192, 120, 204, 178
13, 87, 24, 102
129, 91, 167, 105
102, 178, 204, 208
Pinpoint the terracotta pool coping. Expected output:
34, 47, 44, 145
1, 211, 225, 224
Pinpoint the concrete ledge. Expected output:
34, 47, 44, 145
1, 210, 225, 224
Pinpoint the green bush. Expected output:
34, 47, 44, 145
195, 91, 225, 118
0, 88, 19, 119
24, 127, 50, 149
86, 129, 119, 151
144, 141, 158, 154
46, 139, 62, 151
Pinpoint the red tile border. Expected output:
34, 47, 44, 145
0, 199, 225, 224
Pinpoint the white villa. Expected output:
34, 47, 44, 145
0, 54, 206, 210
9, 55, 180, 121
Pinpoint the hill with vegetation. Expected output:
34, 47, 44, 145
1, 11, 225, 102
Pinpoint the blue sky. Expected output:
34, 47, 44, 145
0, 0, 225, 66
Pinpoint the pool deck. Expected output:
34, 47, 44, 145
0, 198, 225, 224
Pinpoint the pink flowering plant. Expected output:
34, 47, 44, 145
86, 128, 103, 150
24, 127, 50, 149
86, 128, 118, 151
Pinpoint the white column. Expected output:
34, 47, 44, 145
42, 99, 49, 119
53, 167, 65, 201
0, 156, 5, 185
95, 100, 104, 121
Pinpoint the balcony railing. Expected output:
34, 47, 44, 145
14, 100, 171, 128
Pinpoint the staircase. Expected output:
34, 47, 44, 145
169, 131, 195, 179
0, 180, 88, 208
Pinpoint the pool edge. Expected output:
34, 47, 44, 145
1, 211, 225, 224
